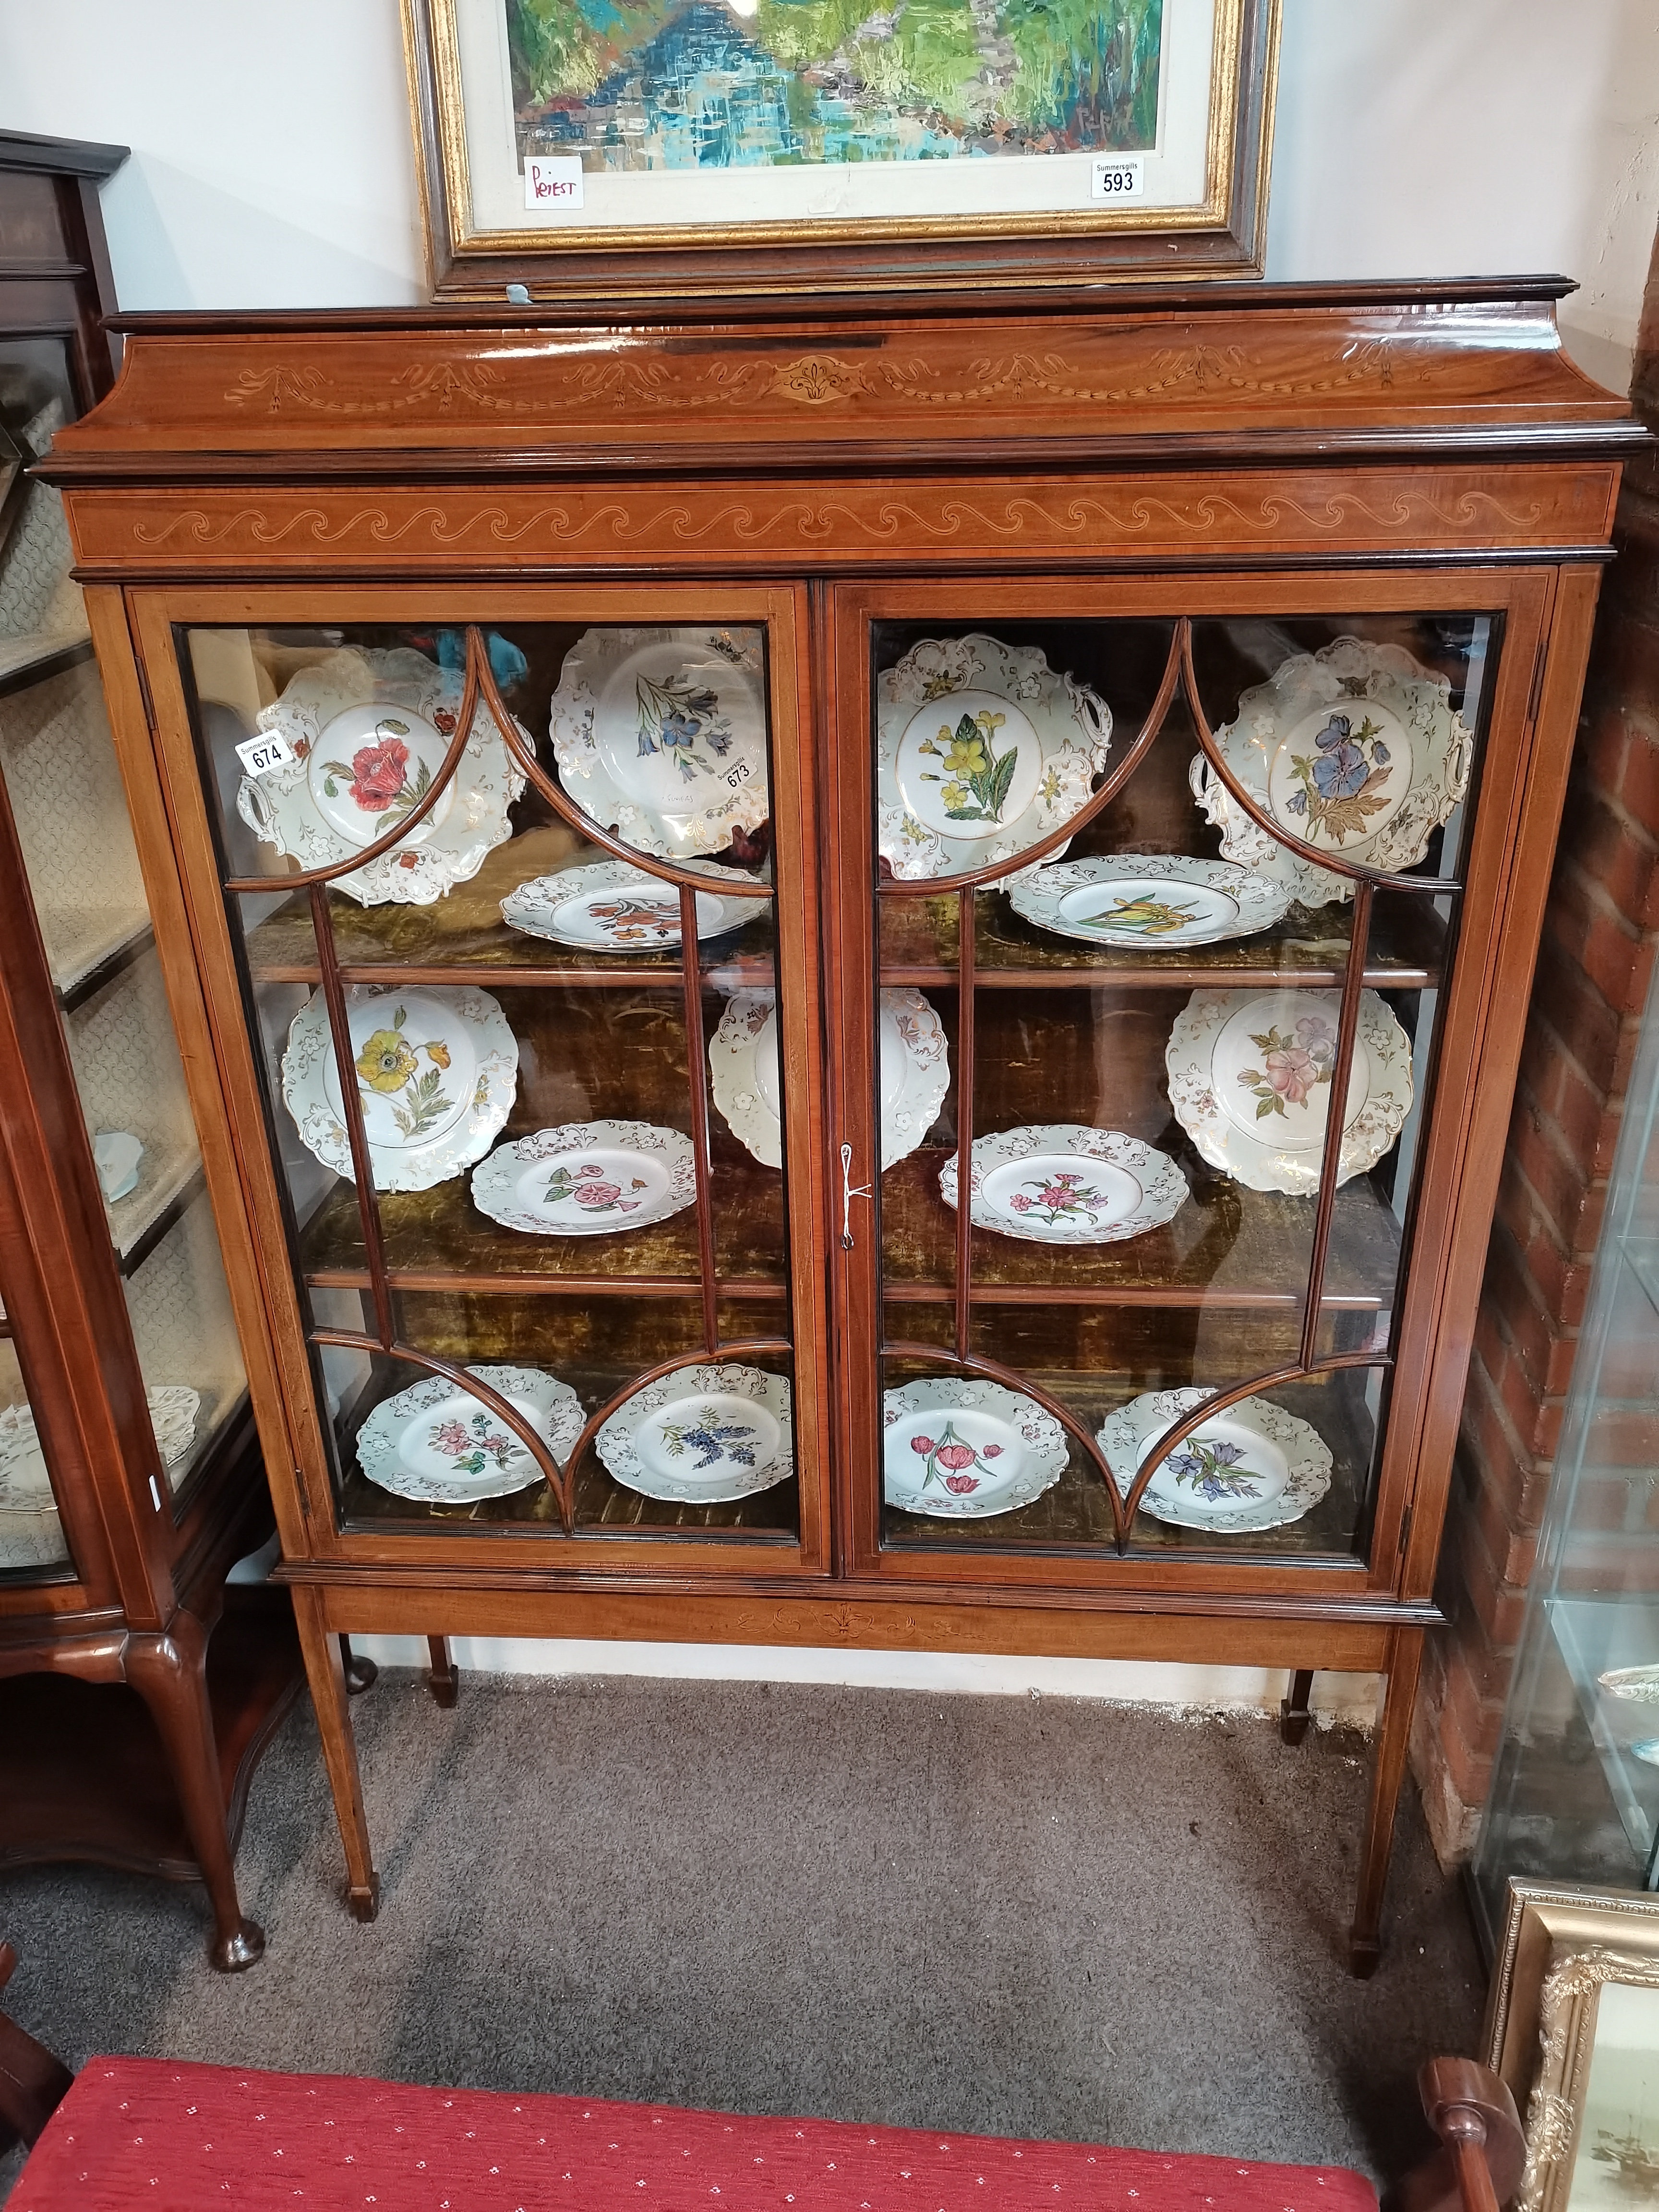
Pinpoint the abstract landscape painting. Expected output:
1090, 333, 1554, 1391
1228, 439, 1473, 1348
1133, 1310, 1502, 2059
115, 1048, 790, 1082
507, 0, 1163, 170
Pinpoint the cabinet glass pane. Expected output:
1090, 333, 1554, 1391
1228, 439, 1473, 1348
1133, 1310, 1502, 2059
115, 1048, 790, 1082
0, 569, 247, 1519
183, 619, 799, 1548
0, 1333, 72, 1579
0, 334, 85, 676
868, 609, 1495, 1565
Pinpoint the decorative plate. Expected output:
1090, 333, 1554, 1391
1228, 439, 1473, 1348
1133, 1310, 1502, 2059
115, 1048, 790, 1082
940, 1124, 1189, 1245
549, 627, 769, 862
1598, 1666, 1659, 1704
469, 1119, 697, 1237
1189, 636, 1475, 910
710, 986, 948, 1171
0, 1385, 200, 1514
1165, 987, 1413, 1196
282, 984, 517, 1194
883, 1377, 1070, 1520
500, 857, 756, 951
1097, 1386, 1334, 1534
237, 645, 528, 907
1007, 854, 1293, 949
355, 1364, 584, 1504
596, 1361, 793, 1504
876, 634, 1112, 880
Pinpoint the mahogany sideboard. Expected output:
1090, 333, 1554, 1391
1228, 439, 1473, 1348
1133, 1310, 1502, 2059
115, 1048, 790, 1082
39, 276, 1643, 1972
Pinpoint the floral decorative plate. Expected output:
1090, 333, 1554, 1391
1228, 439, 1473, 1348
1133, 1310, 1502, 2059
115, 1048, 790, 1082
883, 1377, 1070, 1520
549, 627, 769, 862
1165, 987, 1413, 1196
282, 984, 517, 1194
355, 1364, 584, 1504
710, 986, 948, 1171
0, 1385, 200, 1515
940, 1123, 1189, 1245
1007, 854, 1293, 949
596, 1361, 793, 1504
469, 1119, 697, 1237
1097, 1386, 1334, 1534
876, 634, 1112, 880
500, 857, 756, 951
237, 645, 528, 907
1189, 636, 1474, 910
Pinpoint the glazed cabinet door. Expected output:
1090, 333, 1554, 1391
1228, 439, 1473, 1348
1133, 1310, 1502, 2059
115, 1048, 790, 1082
827, 574, 1555, 1599
132, 589, 830, 1577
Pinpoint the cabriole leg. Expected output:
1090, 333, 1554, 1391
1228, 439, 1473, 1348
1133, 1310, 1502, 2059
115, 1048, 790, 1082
294, 1589, 379, 1923
427, 1635, 458, 1708
1348, 1626, 1426, 1978
126, 1613, 264, 1972
1280, 1668, 1315, 1746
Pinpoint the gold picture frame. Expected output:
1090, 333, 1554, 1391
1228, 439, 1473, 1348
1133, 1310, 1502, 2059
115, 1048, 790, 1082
403, 0, 1280, 301
1484, 1880, 1659, 2212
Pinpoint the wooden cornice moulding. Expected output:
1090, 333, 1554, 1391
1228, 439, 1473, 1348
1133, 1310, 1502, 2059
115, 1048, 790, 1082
40, 282, 1642, 481
59, 465, 1623, 576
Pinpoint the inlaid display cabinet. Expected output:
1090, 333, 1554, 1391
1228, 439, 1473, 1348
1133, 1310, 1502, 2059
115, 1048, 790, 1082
40, 276, 1641, 1972
0, 129, 301, 1972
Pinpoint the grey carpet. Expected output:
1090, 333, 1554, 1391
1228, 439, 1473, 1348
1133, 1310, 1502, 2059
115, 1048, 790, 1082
0, 1673, 1482, 2197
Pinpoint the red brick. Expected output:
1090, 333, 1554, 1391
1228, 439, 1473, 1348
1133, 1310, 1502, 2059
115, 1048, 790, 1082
1545, 862, 1656, 1017
1460, 1358, 1543, 1510
1504, 1096, 1598, 1252
1453, 1509, 1531, 1648
1614, 720, 1659, 842
1481, 1231, 1579, 1400
1430, 1680, 1497, 1807
1530, 933, 1621, 1094
1557, 783, 1659, 934
1443, 1641, 1506, 1767
1584, 1402, 1659, 1468
1516, 1020, 1614, 1171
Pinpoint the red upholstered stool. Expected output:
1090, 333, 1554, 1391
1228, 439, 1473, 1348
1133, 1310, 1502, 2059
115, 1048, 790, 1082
12, 2056, 1378, 2212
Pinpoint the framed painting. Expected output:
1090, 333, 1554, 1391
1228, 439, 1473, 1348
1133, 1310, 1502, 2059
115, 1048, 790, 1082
1484, 1881, 1659, 2212
403, 0, 1280, 300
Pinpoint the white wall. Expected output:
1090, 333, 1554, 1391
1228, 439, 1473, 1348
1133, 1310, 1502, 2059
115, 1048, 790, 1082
4, 3, 1655, 1705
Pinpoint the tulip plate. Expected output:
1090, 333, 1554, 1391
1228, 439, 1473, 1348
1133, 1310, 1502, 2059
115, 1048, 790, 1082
237, 645, 527, 907
597, 1361, 793, 1504
1165, 986, 1412, 1196
355, 1363, 584, 1504
500, 857, 756, 951
282, 984, 517, 1194
876, 634, 1112, 880
1097, 1386, 1333, 1534
939, 1123, 1189, 1245
1006, 854, 1292, 949
711, 986, 948, 1172
469, 1119, 696, 1237
883, 1377, 1069, 1520
1189, 636, 1474, 910
549, 627, 769, 863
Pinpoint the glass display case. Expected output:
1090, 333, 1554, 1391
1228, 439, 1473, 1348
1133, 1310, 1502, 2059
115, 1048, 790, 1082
45, 281, 1637, 1969
1473, 947, 1659, 1930
0, 129, 298, 1972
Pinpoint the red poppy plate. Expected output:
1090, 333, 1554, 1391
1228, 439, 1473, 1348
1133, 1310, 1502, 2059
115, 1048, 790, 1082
883, 1377, 1069, 1520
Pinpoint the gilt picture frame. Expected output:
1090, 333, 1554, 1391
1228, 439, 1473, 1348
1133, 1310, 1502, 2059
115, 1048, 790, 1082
402, 0, 1279, 300
1484, 1881, 1659, 2212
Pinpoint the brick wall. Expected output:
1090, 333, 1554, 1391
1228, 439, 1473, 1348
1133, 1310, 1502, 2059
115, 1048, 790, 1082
1410, 231, 1659, 1862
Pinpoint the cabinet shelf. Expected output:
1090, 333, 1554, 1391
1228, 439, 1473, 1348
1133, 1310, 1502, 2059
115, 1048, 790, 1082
109, 1144, 206, 1276
0, 629, 93, 699
48, 913, 155, 1011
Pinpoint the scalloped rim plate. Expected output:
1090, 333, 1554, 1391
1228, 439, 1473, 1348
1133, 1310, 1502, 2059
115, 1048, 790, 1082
1097, 1385, 1334, 1533
0, 1386, 199, 1515
597, 1361, 793, 1503
500, 857, 756, 950
1007, 854, 1294, 949
469, 1118, 697, 1237
355, 1363, 584, 1503
940, 1123, 1189, 1245
282, 983, 518, 1194
1189, 636, 1473, 910
549, 627, 769, 862
237, 645, 528, 908
883, 1376, 1070, 1520
711, 986, 948, 1171
1165, 986, 1412, 1196
876, 634, 1112, 880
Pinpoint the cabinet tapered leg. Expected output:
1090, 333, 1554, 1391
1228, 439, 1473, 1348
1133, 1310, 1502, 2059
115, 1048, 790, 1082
126, 1613, 264, 1972
1280, 1669, 1315, 1746
294, 1589, 379, 1923
1348, 1626, 1425, 1978
339, 1635, 378, 1696
426, 1635, 458, 1708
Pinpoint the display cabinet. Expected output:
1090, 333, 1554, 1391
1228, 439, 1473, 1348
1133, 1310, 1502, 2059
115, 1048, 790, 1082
40, 278, 1640, 1972
0, 130, 300, 1972
1471, 942, 1659, 1936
